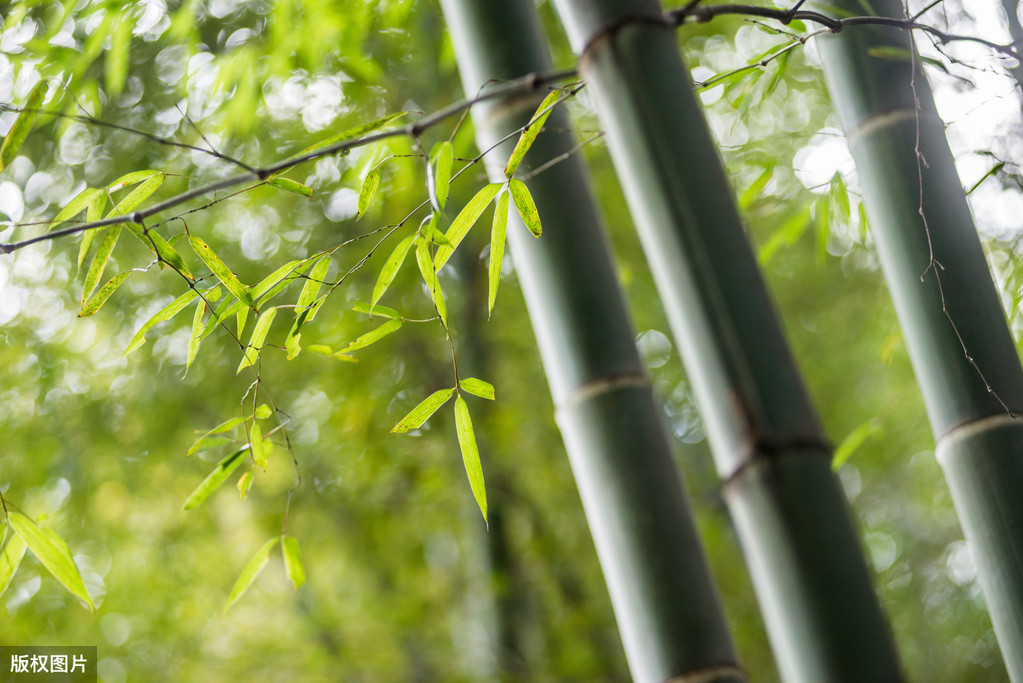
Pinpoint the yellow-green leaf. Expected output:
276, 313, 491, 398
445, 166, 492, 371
82, 225, 121, 304
391, 388, 455, 433
372, 234, 414, 310
124, 289, 199, 357
434, 183, 503, 271
833, 418, 884, 471
459, 377, 495, 400
358, 167, 381, 219
416, 237, 447, 327
77, 192, 108, 269
182, 448, 247, 510
508, 178, 541, 237
352, 302, 401, 319
51, 187, 104, 230
106, 169, 160, 192
281, 536, 306, 589
344, 318, 402, 352
429, 141, 453, 211
106, 14, 130, 95
294, 111, 409, 158
237, 470, 254, 501
0, 81, 47, 174
80, 270, 131, 317
454, 396, 487, 524
253, 260, 305, 306
504, 90, 560, 178
488, 190, 508, 317
187, 416, 245, 456
268, 176, 313, 197
190, 235, 253, 307
0, 532, 28, 598
8, 512, 94, 611
250, 422, 267, 470
224, 537, 278, 612
296, 256, 330, 315
109, 172, 164, 217
237, 307, 278, 373
254, 403, 273, 420
185, 296, 207, 374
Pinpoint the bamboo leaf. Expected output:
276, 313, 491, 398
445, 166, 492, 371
391, 388, 455, 433
296, 256, 330, 314
344, 318, 402, 352
294, 111, 408, 158
202, 261, 308, 339
416, 237, 447, 327
190, 235, 253, 307
372, 234, 414, 309
429, 141, 453, 211
253, 260, 305, 306
454, 396, 487, 524
224, 537, 278, 612
187, 416, 246, 456
105, 14, 130, 95
82, 226, 121, 304
833, 419, 884, 470
268, 176, 313, 197
185, 296, 207, 374
147, 230, 194, 280
504, 90, 560, 178
237, 471, 254, 500
0, 81, 47, 173
459, 377, 495, 400
352, 302, 402, 319
281, 536, 306, 589
80, 270, 131, 317
237, 307, 278, 373
182, 448, 247, 510
109, 172, 164, 217
77, 192, 108, 270
254, 404, 273, 420
357, 167, 381, 219
51, 187, 104, 229
434, 183, 503, 271
8, 512, 94, 611
739, 166, 773, 211
508, 179, 541, 237
250, 422, 267, 470
759, 205, 811, 264
106, 169, 161, 192
236, 307, 249, 338
0, 533, 28, 598
488, 190, 508, 317
124, 289, 199, 357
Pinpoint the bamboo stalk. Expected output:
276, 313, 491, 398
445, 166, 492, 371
549, 1, 904, 680
814, 2, 1023, 679
439, 1, 744, 681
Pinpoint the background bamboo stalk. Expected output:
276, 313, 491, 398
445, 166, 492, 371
549, 0, 904, 680
439, 1, 744, 680
814, 2, 1023, 679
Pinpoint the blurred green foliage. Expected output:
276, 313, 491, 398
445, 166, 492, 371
0, 0, 1015, 681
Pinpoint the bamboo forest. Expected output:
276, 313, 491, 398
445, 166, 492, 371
3, 0, 1023, 681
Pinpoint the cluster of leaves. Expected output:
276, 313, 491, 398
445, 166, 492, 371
0, 60, 567, 607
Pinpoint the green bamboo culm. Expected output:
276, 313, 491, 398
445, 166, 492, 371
814, 2, 1023, 679
550, 1, 904, 681
438, 1, 744, 681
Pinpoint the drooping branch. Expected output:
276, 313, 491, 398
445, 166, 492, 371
0, 69, 578, 255
0, 3, 1013, 257
670, 3, 1021, 58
